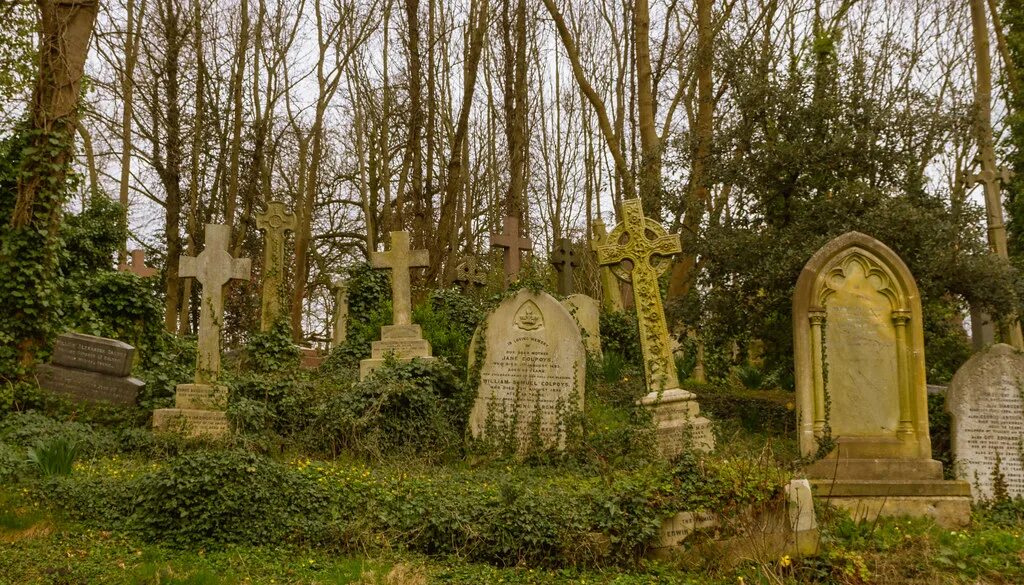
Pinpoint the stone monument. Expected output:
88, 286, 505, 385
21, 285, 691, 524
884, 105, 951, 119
591, 218, 624, 312
793, 231, 970, 526
468, 289, 585, 449
550, 238, 579, 295
596, 198, 714, 454
359, 231, 435, 379
330, 279, 349, 348
490, 216, 533, 287
36, 332, 143, 405
118, 249, 158, 277
561, 293, 602, 357
946, 343, 1024, 501
453, 254, 487, 289
255, 200, 296, 331
153, 224, 251, 437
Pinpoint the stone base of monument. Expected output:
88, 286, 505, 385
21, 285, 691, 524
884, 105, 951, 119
639, 388, 715, 456
359, 324, 435, 380
805, 456, 971, 528
36, 363, 143, 406
650, 480, 819, 565
152, 383, 230, 438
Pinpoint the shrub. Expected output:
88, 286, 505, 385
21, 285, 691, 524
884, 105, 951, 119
599, 310, 643, 367
733, 364, 767, 389
27, 436, 78, 476
415, 287, 486, 376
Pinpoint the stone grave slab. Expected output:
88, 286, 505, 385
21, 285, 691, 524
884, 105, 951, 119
561, 294, 602, 358
468, 290, 585, 449
52, 332, 135, 377
946, 343, 1024, 501
36, 363, 143, 406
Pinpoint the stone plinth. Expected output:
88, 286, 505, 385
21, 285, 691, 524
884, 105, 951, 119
359, 325, 435, 380
561, 294, 602, 358
153, 383, 230, 438
36, 363, 142, 406
639, 389, 714, 456
468, 290, 585, 450
947, 343, 1024, 501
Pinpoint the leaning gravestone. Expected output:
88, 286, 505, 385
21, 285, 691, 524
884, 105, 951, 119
946, 343, 1024, 501
468, 289, 585, 449
793, 231, 970, 526
561, 294, 602, 358
36, 333, 143, 405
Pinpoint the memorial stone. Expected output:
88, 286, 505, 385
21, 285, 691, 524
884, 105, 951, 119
468, 289, 585, 449
255, 200, 297, 331
561, 294, 602, 357
490, 216, 533, 287
550, 238, 579, 295
453, 255, 487, 289
153, 224, 251, 437
118, 249, 158, 277
359, 231, 435, 379
331, 279, 349, 347
793, 231, 970, 526
591, 218, 624, 311
946, 343, 1024, 501
36, 332, 143, 405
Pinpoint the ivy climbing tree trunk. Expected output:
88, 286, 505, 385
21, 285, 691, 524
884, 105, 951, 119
5, 0, 99, 371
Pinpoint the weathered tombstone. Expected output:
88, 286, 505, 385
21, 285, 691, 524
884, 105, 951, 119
550, 238, 579, 295
969, 305, 996, 351
153, 224, 251, 437
490, 216, 533, 287
118, 249, 158, 278
468, 289, 585, 449
591, 218, 624, 311
946, 343, 1024, 501
330, 279, 348, 348
561, 294, 601, 357
596, 198, 714, 455
793, 231, 970, 526
359, 231, 435, 379
255, 200, 296, 331
453, 254, 487, 289
36, 333, 143, 405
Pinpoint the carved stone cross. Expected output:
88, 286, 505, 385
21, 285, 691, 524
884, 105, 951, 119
596, 198, 681, 392
371, 231, 428, 326
330, 279, 348, 347
591, 218, 624, 311
255, 200, 297, 331
453, 255, 487, 288
550, 238, 579, 295
119, 249, 158, 278
179, 224, 251, 384
490, 216, 533, 286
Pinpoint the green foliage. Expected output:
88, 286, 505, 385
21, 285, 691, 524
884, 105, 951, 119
927, 392, 953, 479
26, 436, 78, 477
137, 335, 197, 409
690, 381, 796, 436
599, 310, 643, 366
415, 287, 486, 376
325, 263, 391, 368
732, 364, 767, 390
241, 319, 301, 374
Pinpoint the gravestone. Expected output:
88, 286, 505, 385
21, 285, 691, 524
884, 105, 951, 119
591, 218, 624, 311
793, 231, 970, 526
561, 294, 601, 357
118, 249, 158, 278
453, 255, 487, 289
331, 279, 348, 347
597, 198, 714, 454
490, 216, 533, 287
970, 306, 996, 351
255, 200, 296, 331
36, 333, 143, 405
550, 238, 579, 295
153, 224, 251, 437
946, 343, 1024, 501
360, 231, 435, 379
468, 289, 585, 449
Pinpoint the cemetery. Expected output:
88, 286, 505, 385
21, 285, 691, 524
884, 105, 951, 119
3, 1, 1024, 584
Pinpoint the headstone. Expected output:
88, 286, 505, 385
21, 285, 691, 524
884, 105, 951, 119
118, 249, 158, 278
255, 200, 297, 331
490, 216, 533, 287
299, 346, 326, 370
330, 279, 349, 347
359, 231, 435, 379
550, 238, 579, 295
591, 218, 624, 311
36, 332, 143, 405
453, 255, 487, 289
970, 305, 996, 351
946, 343, 1024, 501
468, 289, 585, 449
153, 224, 251, 437
561, 294, 601, 357
596, 198, 714, 454
793, 231, 970, 526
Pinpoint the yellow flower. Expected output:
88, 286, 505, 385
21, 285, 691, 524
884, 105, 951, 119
779, 555, 792, 567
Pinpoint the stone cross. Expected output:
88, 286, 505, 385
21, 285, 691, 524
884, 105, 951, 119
371, 231, 428, 326
119, 249, 158, 278
453, 255, 487, 288
591, 218, 624, 311
331, 279, 349, 347
490, 216, 533, 286
255, 200, 297, 331
178, 224, 251, 384
550, 238, 579, 295
596, 198, 681, 392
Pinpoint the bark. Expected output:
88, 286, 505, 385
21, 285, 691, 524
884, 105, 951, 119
633, 0, 661, 218
404, 0, 422, 237
118, 0, 146, 266
224, 0, 250, 227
